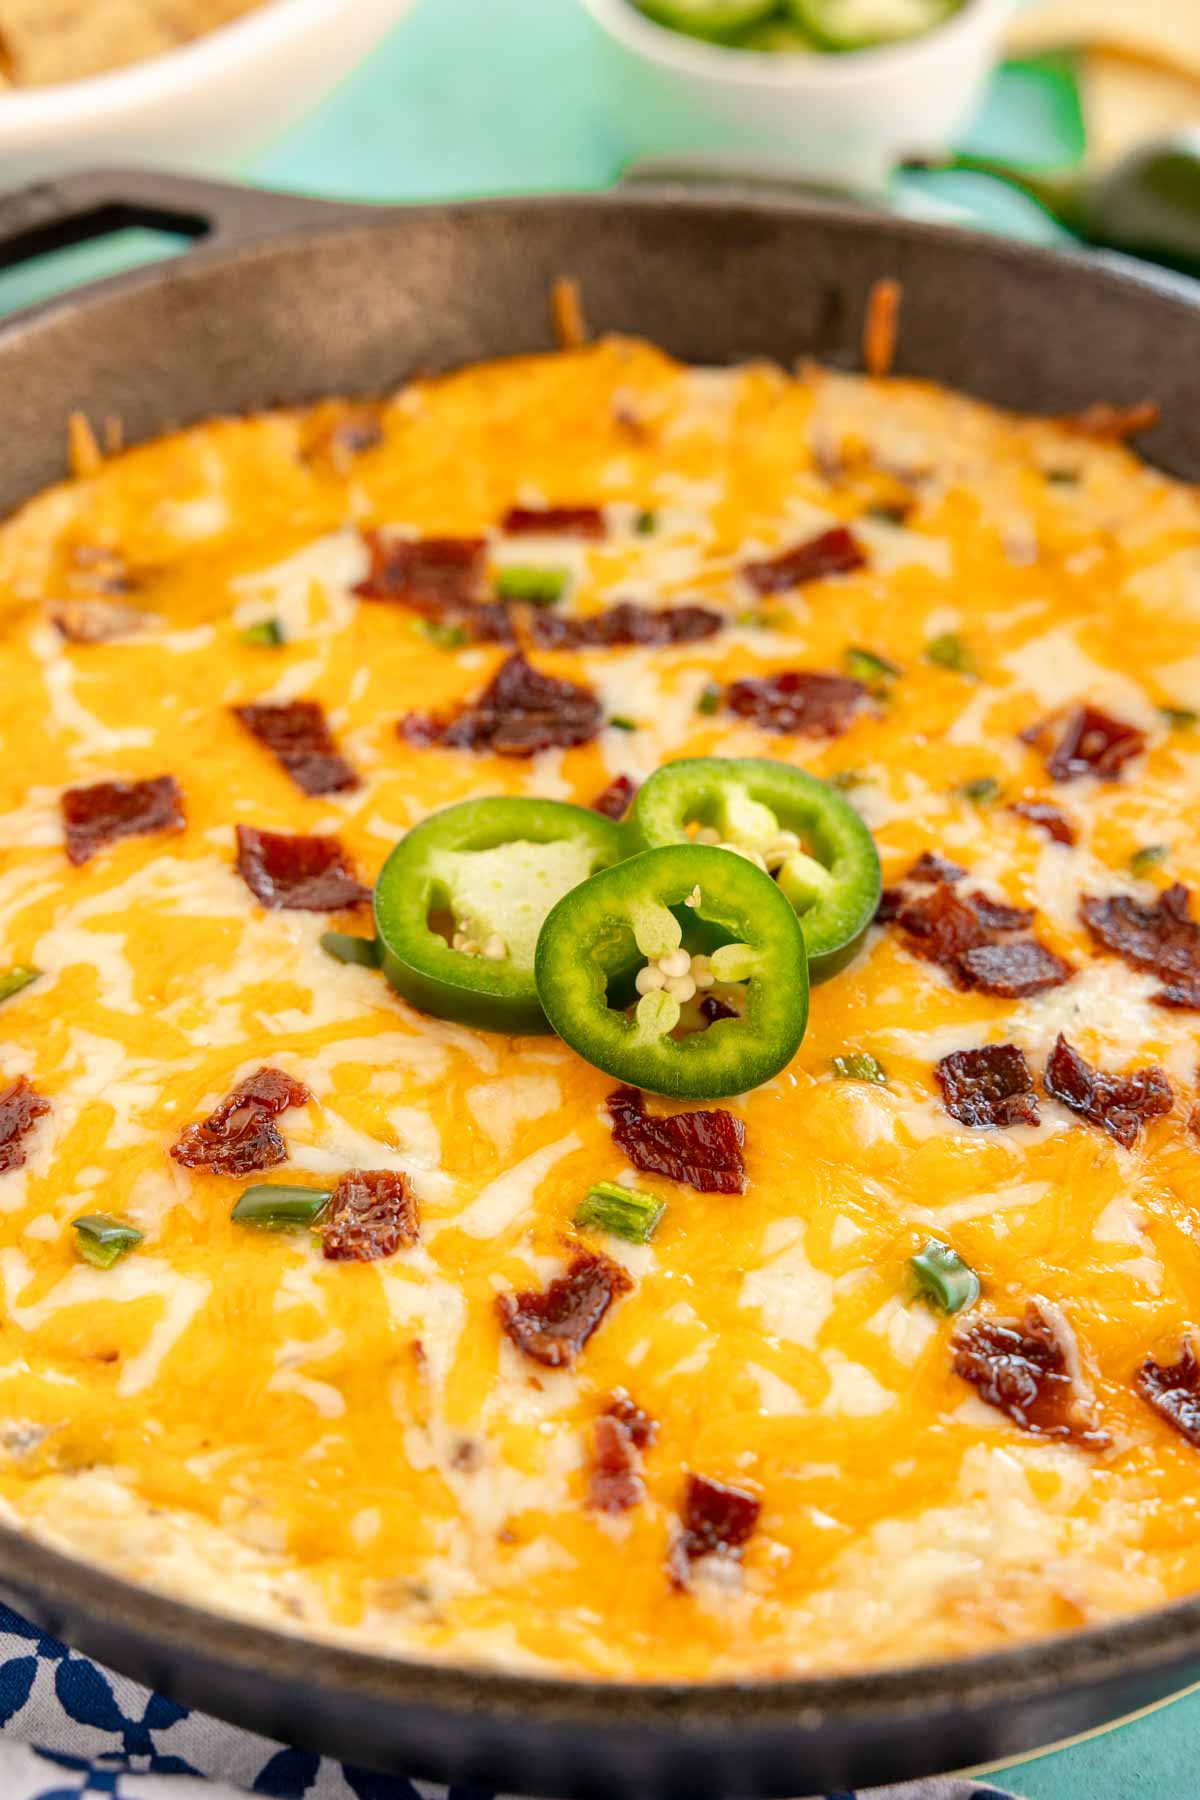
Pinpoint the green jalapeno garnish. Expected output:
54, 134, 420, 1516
72, 1214, 143, 1269
574, 1180, 665, 1245
535, 842, 808, 1099
625, 757, 880, 983
0, 965, 40, 1005
910, 1241, 980, 1315
374, 797, 624, 1034
232, 1184, 333, 1230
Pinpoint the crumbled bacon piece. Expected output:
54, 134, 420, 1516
907, 851, 966, 885
669, 1474, 761, 1588
1024, 705, 1145, 783
234, 700, 359, 796
0, 1078, 49, 1175
875, 888, 903, 923
171, 1067, 309, 1178
888, 876, 1071, 997
319, 1169, 418, 1262
52, 598, 146, 643
742, 526, 866, 594
235, 825, 369, 911
530, 601, 722, 650
501, 505, 605, 538
1009, 800, 1077, 847
587, 1390, 657, 1514
935, 1044, 1040, 1129
1043, 1034, 1172, 1149
591, 774, 637, 821
399, 652, 603, 756
1058, 400, 1160, 442
1136, 1339, 1200, 1449
954, 1301, 1110, 1449
966, 892, 1034, 933
958, 939, 1074, 998
607, 1086, 745, 1194
353, 531, 486, 608
62, 775, 185, 866
724, 670, 867, 738
1081, 884, 1200, 1011
496, 1249, 632, 1368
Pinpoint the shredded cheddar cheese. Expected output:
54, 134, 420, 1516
0, 338, 1198, 1678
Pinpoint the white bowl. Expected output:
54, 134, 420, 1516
578, 0, 1013, 194
0, 0, 415, 184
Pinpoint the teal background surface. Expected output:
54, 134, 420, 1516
0, 0, 1196, 1791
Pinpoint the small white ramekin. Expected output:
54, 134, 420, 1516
578, 0, 1013, 194
0, 0, 415, 184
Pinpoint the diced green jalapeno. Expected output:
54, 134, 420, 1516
494, 566, 569, 605
72, 1214, 143, 1269
626, 757, 880, 983
320, 931, 381, 968
844, 646, 900, 696
832, 1051, 887, 1084
925, 632, 977, 676
909, 1240, 980, 1315
535, 842, 808, 1099
960, 775, 1001, 806
635, 510, 658, 535
1130, 844, 1169, 878
232, 1184, 333, 1230
1160, 706, 1197, 731
574, 1179, 665, 1244
375, 797, 624, 1034
240, 619, 285, 647
0, 965, 40, 1005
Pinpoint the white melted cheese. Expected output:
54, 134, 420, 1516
452, 1133, 582, 1239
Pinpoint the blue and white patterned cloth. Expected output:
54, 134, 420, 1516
0, 1603, 1023, 1800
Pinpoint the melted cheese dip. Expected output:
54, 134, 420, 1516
0, 339, 1199, 1680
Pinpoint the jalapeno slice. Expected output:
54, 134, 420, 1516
374, 797, 624, 1034
535, 843, 808, 1099
626, 757, 880, 983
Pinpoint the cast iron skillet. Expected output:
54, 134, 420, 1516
0, 169, 1199, 1798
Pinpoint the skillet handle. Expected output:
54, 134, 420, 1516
0, 168, 364, 273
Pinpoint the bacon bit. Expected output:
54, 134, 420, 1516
700, 995, 738, 1024
62, 775, 185, 866
587, 1390, 657, 1514
936, 1045, 1040, 1129
724, 669, 867, 738
353, 531, 486, 609
551, 275, 588, 351
1136, 1339, 1200, 1449
889, 876, 1071, 997
875, 888, 903, 923
591, 774, 637, 821
399, 651, 603, 757
742, 525, 867, 595
1025, 705, 1146, 783
235, 825, 369, 911
954, 1301, 1110, 1449
171, 1067, 310, 1178
1009, 799, 1077, 846
1081, 884, 1200, 1010
234, 700, 359, 796
451, 1437, 481, 1472
958, 939, 1074, 997
1059, 400, 1160, 442
319, 1169, 418, 1262
67, 411, 103, 478
669, 1474, 761, 1588
496, 1249, 633, 1368
51, 598, 146, 644
0, 1077, 49, 1175
530, 601, 722, 650
501, 505, 606, 538
607, 1085, 745, 1195
907, 851, 966, 885
966, 892, 1035, 933
1043, 1034, 1172, 1149
863, 277, 902, 378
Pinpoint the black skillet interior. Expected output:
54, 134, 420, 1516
1, 169, 1200, 1799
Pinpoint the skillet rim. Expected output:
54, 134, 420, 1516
0, 176, 1199, 1737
